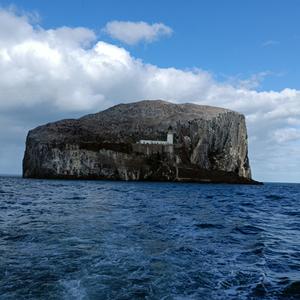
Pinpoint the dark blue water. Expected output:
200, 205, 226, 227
0, 177, 299, 300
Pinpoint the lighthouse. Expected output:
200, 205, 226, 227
167, 126, 174, 144
139, 126, 174, 145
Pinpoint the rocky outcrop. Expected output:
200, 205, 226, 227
23, 100, 260, 184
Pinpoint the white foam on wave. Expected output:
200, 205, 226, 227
60, 279, 87, 300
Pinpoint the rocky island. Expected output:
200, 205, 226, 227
23, 100, 260, 184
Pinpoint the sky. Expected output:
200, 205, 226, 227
0, 0, 299, 182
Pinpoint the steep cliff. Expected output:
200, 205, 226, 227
23, 100, 259, 184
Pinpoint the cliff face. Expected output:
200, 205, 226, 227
23, 100, 258, 184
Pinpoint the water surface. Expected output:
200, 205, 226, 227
0, 177, 299, 299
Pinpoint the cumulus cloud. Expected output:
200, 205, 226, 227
103, 21, 173, 45
0, 9, 299, 182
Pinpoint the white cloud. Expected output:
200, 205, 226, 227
262, 40, 280, 47
0, 9, 299, 182
103, 21, 173, 45
273, 128, 300, 143
235, 71, 272, 90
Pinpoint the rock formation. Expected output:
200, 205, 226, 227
23, 100, 260, 184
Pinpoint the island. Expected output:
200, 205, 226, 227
23, 100, 260, 184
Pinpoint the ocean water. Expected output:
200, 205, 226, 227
0, 177, 299, 300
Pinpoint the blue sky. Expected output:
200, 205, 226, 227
0, 0, 299, 182
3, 0, 300, 91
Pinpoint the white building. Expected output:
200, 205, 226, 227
139, 131, 174, 145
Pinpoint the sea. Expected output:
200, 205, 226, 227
0, 176, 299, 300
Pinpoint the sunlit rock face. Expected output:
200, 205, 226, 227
23, 100, 258, 184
